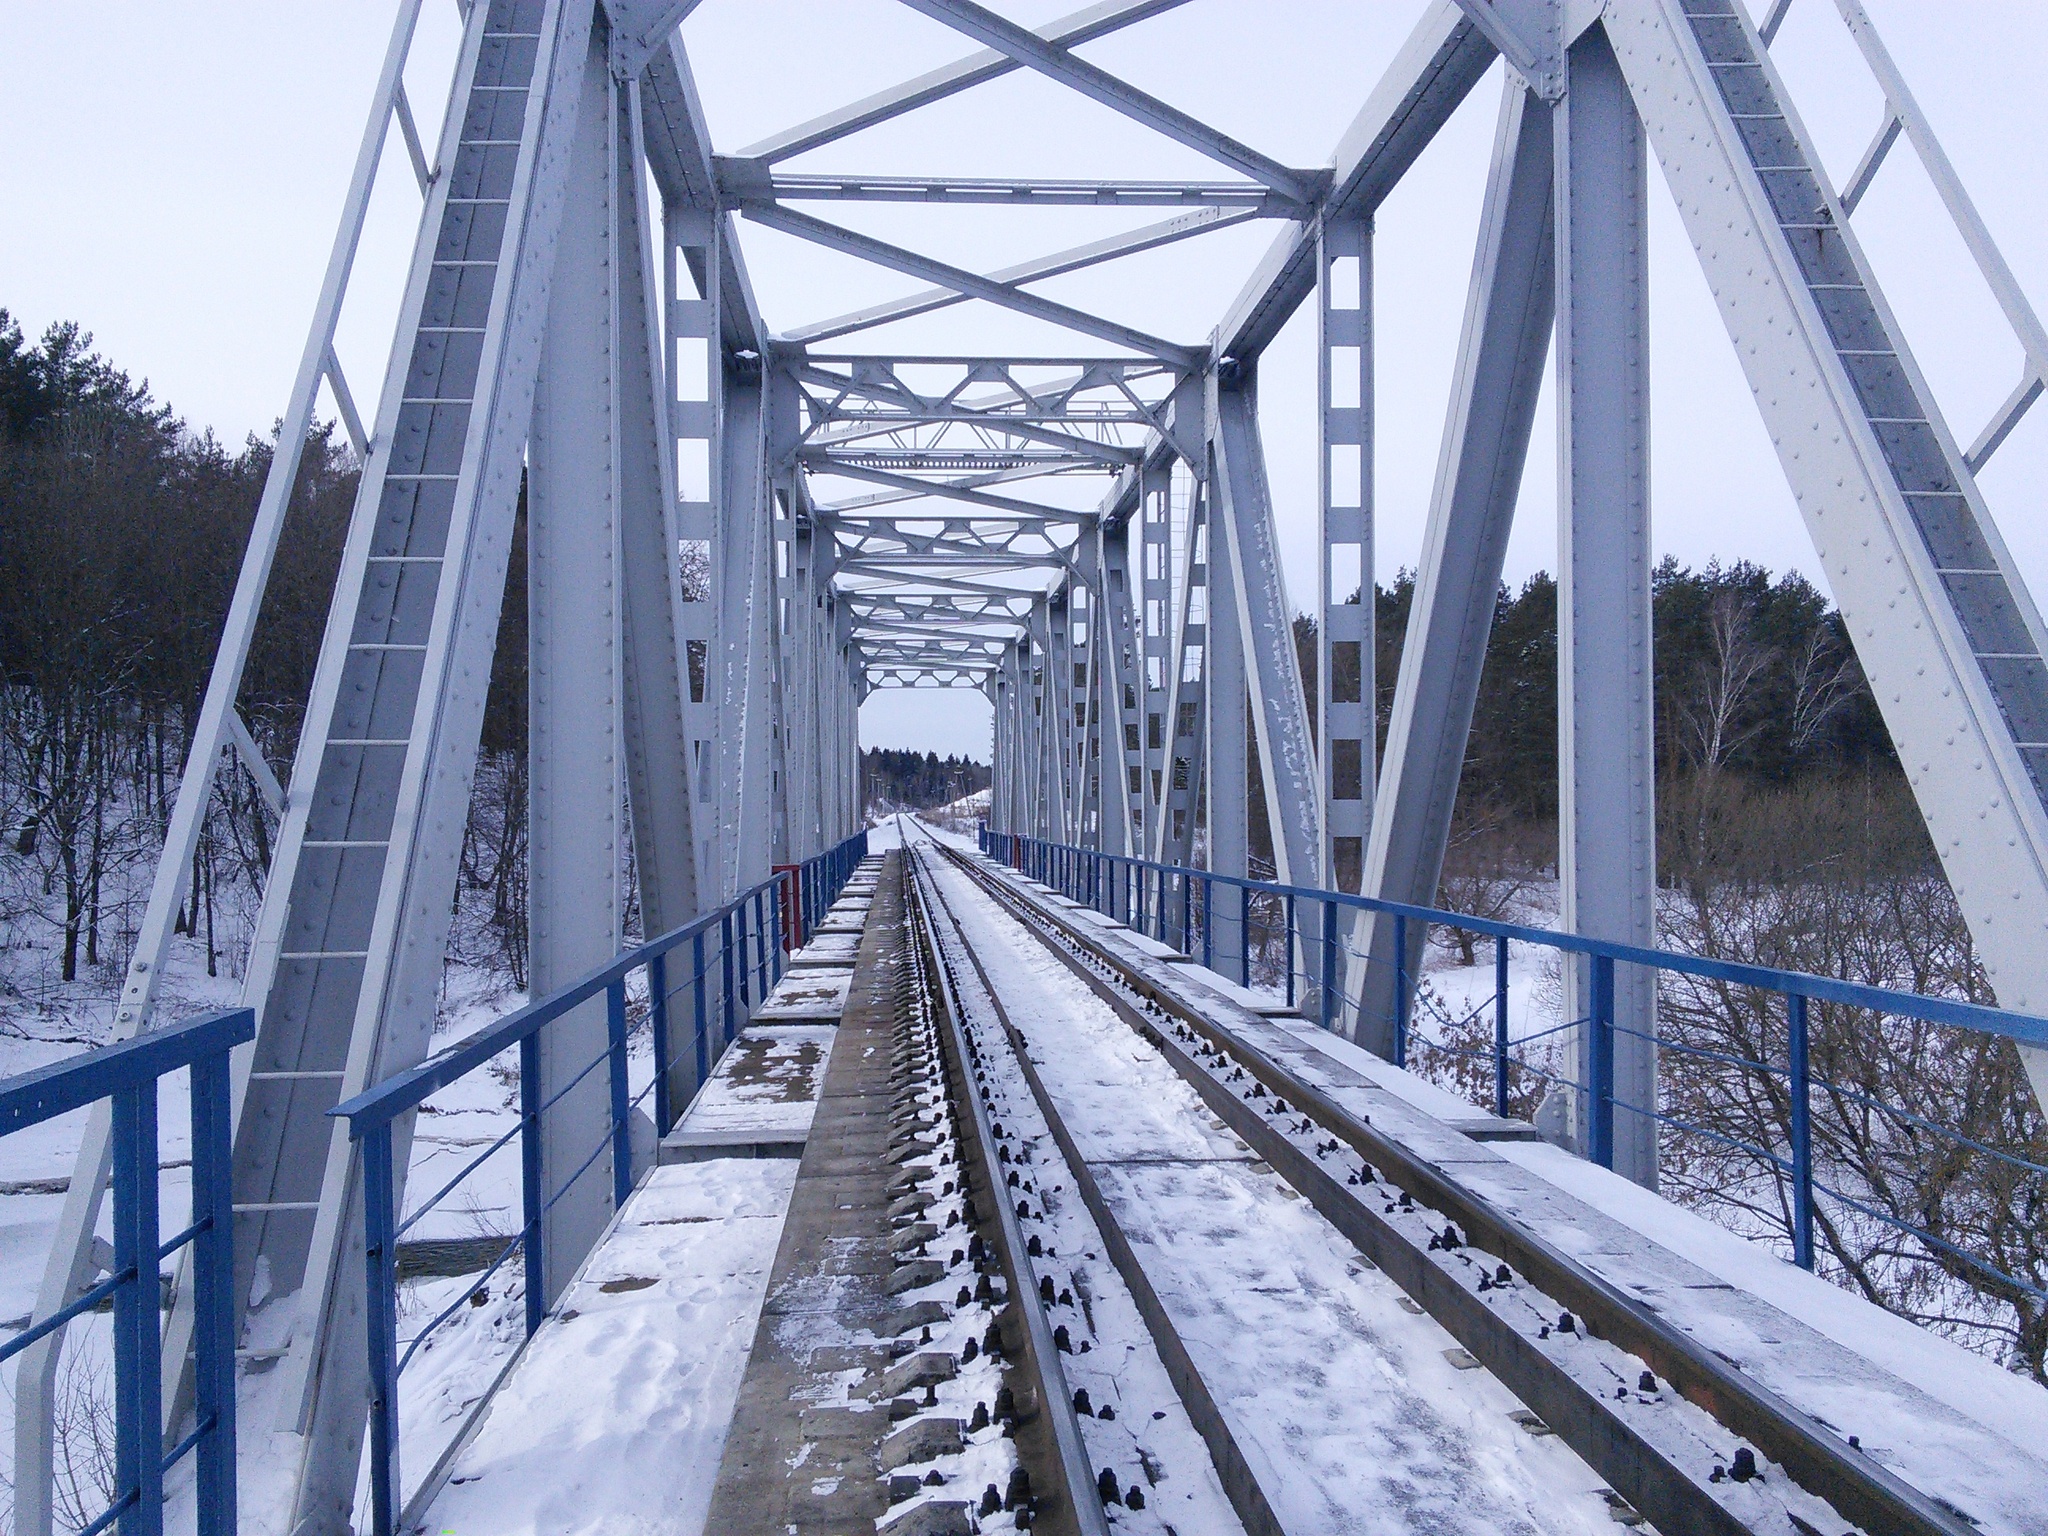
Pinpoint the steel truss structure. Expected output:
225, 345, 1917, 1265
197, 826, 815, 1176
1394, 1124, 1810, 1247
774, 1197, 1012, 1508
16, 0, 2048, 1530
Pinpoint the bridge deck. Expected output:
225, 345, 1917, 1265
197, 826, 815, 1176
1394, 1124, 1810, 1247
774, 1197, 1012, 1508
411, 842, 2046, 1536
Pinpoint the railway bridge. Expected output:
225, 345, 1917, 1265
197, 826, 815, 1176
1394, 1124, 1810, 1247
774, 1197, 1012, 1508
4, 1, 2047, 1533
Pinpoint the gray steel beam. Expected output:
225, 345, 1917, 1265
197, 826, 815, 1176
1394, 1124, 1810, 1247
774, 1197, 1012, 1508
275, 4, 603, 1526
892, 0, 1317, 205
808, 458, 1111, 515
1204, 436, 1249, 967
1355, 82, 1554, 1057
785, 208, 1248, 346
615, 70, 704, 1052
737, 0, 1189, 161
1154, 471, 1209, 867
665, 193, 723, 893
1608, 0, 2048, 1106
732, 170, 1288, 211
1319, 216, 1373, 897
1216, 1, 1495, 359
745, 202, 1197, 366
1099, 490, 1147, 862
1137, 457, 1173, 846
719, 367, 775, 893
639, 35, 764, 352
1553, 21, 1657, 1187
1209, 376, 1322, 891
527, 35, 629, 1304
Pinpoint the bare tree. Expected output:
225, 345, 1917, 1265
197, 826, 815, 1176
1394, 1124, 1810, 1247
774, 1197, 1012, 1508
1679, 589, 1776, 776
1658, 789, 2048, 1380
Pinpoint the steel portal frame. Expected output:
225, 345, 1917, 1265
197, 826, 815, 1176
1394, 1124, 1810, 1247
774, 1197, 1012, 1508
16, 0, 2048, 1529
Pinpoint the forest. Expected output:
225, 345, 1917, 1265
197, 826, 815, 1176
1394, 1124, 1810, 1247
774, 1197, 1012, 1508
0, 309, 2040, 1378
862, 747, 989, 816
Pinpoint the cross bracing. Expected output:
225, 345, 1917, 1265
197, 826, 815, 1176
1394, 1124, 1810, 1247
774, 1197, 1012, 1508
13, 2, 2048, 1531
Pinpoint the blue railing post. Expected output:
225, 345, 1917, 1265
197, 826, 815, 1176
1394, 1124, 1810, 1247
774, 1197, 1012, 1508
721, 911, 738, 1043
771, 878, 785, 985
754, 889, 770, 998
1494, 934, 1511, 1120
1589, 954, 1616, 1169
111, 1077, 164, 1536
190, 1043, 237, 1536
362, 1123, 401, 1536
1321, 899, 1338, 1031
607, 979, 633, 1211
734, 899, 751, 1011
1202, 876, 1213, 969
518, 1033, 546, 1337
1285, 892, 1297, 1010
1240, 884, 1252, 987
1789, 992, 1815, 1269
1393, 914, 1408, 1066
649, 951, 674, 1136
1179, 871, 1192, 955
692, 930, 711, 1084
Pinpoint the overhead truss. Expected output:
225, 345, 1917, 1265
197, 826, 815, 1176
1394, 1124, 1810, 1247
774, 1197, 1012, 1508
16, 3, 2048, 1532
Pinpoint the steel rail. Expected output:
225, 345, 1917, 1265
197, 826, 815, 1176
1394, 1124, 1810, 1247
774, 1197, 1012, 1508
909, 839, 1286, 1536
930, 836, 1980, 1536
901, 839, 1111, 1536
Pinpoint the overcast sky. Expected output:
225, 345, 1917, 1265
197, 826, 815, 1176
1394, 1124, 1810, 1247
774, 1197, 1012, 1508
4, 1, 2043, 766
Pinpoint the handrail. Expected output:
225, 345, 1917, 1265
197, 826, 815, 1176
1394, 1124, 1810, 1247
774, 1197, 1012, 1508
981, 824, 2047, 1305
331, 829, 868, 1536
1, 1008, 252, 1536
335, 868, 790, 1131
980, 827, 2048, 1049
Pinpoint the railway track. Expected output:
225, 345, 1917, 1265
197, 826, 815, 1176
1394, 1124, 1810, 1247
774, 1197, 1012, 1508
897, 822, 1976, 1536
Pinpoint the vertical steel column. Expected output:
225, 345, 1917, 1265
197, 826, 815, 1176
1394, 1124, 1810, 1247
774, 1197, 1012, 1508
1137, 457, 1173, 850
1556, 22, 1658, 1189
527, 33, 627, 1299
717, 359, 774, 895
1072, 534, 1105, 850
1155, 467, 1209, 866
764, 363, 806, 867
615, 75, 700, 942
665, 183, 722, 895
1202, 431, 1249, 978
1319, 215, 1373, 898
1099, 509, 1145, 859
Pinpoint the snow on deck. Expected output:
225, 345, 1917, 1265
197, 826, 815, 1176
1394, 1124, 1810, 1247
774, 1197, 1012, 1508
926, 853, 1626, 1536
749, 966, 853, 1023
419, 1159, 798, 1536
660, 1024, 836, 1159
972, 855, 2048, 1536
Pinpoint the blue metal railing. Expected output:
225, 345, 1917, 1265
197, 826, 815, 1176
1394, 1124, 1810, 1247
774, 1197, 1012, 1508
1, 1007, 252, 1536
332, 830, 867, 1536
980, 825, 2048, 1302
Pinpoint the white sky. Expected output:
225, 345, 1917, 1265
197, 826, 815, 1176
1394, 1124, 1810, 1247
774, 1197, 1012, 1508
3, 1, 2044, 766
